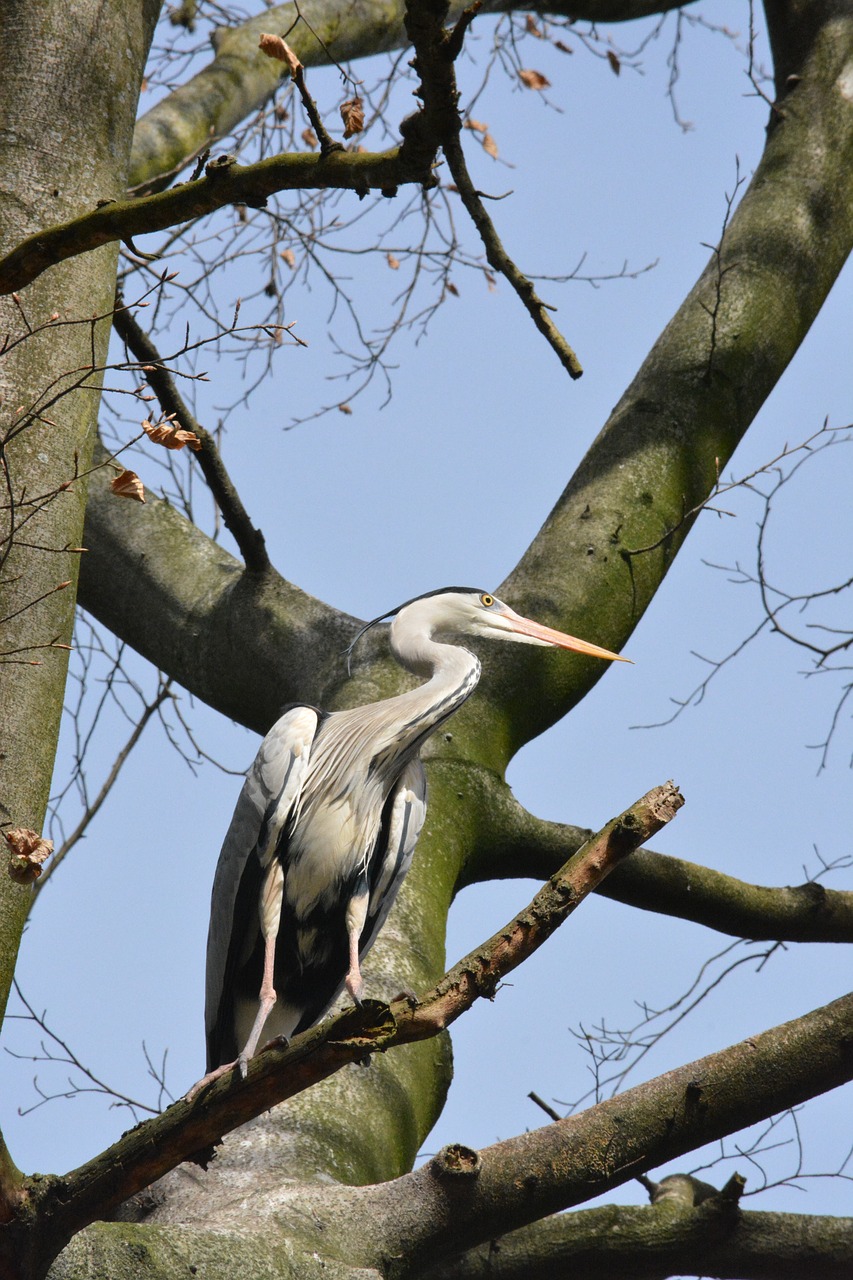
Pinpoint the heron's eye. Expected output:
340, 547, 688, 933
480, 594, 495, 608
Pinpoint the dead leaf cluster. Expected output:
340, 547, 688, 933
464, 118, 498, 159
142, 415, 202, 452
5, 827, 53, 884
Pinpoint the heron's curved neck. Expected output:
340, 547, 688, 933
387, 628, 481, 748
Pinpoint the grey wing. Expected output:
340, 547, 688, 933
204, 705, 319, 1059
360, 758, 427, 961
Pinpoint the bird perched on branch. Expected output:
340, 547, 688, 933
191, 587, 627, 1095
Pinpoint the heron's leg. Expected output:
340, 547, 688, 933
344, 890, 369, 1004
186, 862, 283, 1101
185, 938, 277, 1099
237, 932, 278, 1076
233, 859, 285, 1073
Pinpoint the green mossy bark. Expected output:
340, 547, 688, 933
498, 18, 853, 747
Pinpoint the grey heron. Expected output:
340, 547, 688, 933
190, 587, 627, 1096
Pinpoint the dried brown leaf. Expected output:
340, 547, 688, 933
554, 40, 573, 54
340, 97, 365, 139
464, 118, 488, 133
525, 15, 544, 37
483, 133, 498, 159
6, 828, 53, 884
339, 403, 353, 415
518, 69, 551, 91
386, 253, 400, 270
143, 419, 202, 452
302, 127, 318, 150
110, 469, 146, 503
607, 50, 621, 76
446, 282, 459, 297
280, 248, 296, 269
259, 33, 302, 78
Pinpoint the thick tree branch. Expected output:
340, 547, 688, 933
111, 302, 270, 573
0, 148, 431, 296
488, 5, 853, 753
421, 1199, 853, 1279
6, 784, 679, 1275
599, 847, 853, 942
364, 990, 853, 1276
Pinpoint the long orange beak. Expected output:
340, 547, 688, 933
502, 607, 632, 663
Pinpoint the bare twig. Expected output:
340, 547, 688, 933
528, 1091, 561, 1122
6, 981, 171, 1120
34, 680, 174, 896
630, 423, 853, 762
700, 156, 745, 381
443, 132, 583, 379
112, 300, 270, 572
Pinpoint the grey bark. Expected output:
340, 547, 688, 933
422, 1202, 853, 1279
0, 0, 160, 1144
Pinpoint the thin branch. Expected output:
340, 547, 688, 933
405, 0, 583, 377
112, 301, 271, 572
528, 1091, 561, 1122
33, 679, 175, 896
6, 982, 170, 1120
443, 132, 583, 378
0, 147, 433, 295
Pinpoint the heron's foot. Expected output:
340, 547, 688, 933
391, 988, 418, 1007
185, 1058, 238, 1102
345, 970, 364, 1005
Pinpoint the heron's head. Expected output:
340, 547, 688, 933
413, 589, 629, 661
348, 588, 629, 669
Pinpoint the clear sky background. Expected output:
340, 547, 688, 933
3, 2, 852, 1231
